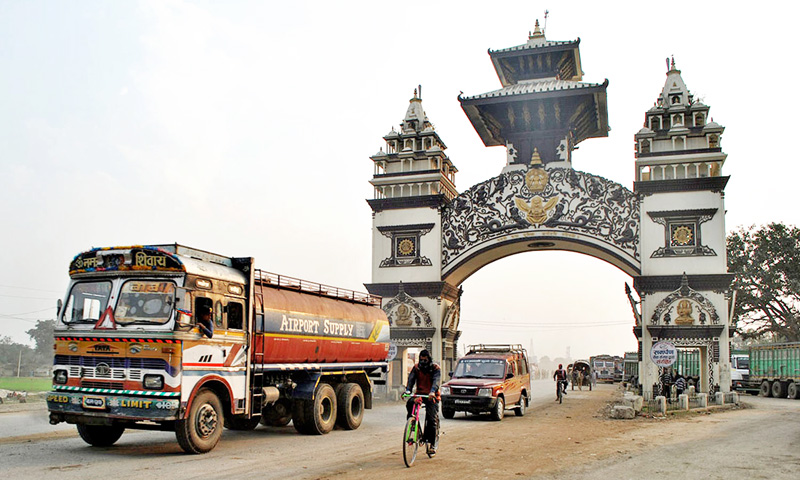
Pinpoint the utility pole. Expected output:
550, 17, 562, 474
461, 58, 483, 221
17, 348, 22, 378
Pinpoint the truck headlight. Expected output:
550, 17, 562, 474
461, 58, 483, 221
440, 386, 450, 395
478, 388, 492, 397
53, 369, 68, 385
143, 374, 164, 390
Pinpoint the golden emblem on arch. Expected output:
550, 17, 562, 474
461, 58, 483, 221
525, 168, 549, 193
514, 195, 559, 225
675, 299, 695, 325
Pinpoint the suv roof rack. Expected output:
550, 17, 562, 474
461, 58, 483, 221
467, 344, 527, 355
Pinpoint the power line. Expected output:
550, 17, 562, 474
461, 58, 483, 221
2, 307, 55, 316
0, 284, 62, 294
0, 293, 58, 300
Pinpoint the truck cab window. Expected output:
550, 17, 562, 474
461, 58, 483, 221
227, 301, 244, 330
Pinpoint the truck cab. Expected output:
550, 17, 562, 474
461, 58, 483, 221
440, 344, 530, 421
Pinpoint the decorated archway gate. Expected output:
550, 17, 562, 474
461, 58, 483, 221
366, 26, 733, 397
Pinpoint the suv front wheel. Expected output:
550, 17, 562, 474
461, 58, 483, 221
490, 396, 504, 421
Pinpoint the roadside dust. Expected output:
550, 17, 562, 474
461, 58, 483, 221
319, 385, 745, 480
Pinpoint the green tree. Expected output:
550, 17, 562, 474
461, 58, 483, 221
728, 223, 800, 341
26, 319, 55, 360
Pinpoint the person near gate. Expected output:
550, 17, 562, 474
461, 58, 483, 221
405, 350, 441, 456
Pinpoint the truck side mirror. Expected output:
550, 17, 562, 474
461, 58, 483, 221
174, 287, 193, 329
506, 373, 514, 379
448, 371, 454, 379
56, 299, 63, 318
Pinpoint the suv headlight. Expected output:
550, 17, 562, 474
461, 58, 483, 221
143, 374, 164, 390
440, 386, 450, 395
478, 388, 492, 397
53, 369, 68, 385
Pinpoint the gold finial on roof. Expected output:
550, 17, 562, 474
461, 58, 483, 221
530, 147, 542, 165
529, 19, 544, 39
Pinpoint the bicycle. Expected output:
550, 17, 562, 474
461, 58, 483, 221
556, 380, 568, 404
401, 393, 437, 467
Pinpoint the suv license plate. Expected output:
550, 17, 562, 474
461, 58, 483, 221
82, 396, 106, 409
454, 399, 470, 404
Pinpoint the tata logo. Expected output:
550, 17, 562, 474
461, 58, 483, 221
95, 363, 111, 376
88, 344, 119, 355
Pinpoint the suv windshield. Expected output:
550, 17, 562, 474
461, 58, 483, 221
453, 358, 505, 378
115, 280, 176, 325
63, 281, 112, 324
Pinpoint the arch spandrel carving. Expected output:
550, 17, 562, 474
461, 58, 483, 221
441, 166, 640, 283
383, 290, 433, 327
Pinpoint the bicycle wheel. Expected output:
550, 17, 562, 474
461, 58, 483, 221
558, 384, 563, 404
403, 417, 419, 467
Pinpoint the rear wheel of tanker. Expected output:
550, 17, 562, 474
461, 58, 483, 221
335, 383, 364, 430
772, 380, 787, 398
176, 389, 224, 454
296, 383, 337, 435
760, 380, 773, 397
292, 399, 309, 433
788, 383, 800, 400
225, 415, 260, 431
441, 407, 455, 419
262, 399, 292, 427
77, 424, 125, 447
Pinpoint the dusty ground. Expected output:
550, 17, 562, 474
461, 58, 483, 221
3, 384, 796, 480
320, 385, 744, 480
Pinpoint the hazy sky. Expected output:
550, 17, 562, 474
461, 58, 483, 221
1, 1, 797, 360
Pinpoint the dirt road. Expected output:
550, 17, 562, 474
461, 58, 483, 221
1, 381, 798, 479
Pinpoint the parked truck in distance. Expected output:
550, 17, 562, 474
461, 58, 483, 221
46, 245, 390, 453
734, 342, 800, 399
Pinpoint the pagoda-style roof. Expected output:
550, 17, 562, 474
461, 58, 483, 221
459, 78, 609, 148
459, 23, 608, 165
488, 21, 583, 87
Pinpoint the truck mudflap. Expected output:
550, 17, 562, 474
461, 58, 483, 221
47, 391, 180, 422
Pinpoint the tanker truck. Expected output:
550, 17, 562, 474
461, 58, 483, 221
46, 244, 390, 453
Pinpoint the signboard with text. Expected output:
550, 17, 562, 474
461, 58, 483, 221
650, 341, 677, 367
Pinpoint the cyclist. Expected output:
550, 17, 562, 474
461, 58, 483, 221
553, 363, 568, 401
404, 349, 441, 456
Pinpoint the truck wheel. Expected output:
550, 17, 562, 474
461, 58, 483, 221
176, 389, 224, 454
788, 383, 800, 400
77, 424, 125, 447
442, 407, 455, 419
292, 399, 309, 433
760, 380, 773, 397
335, 383, 364, 430
262, 399, 292, 427
490, 396, 504, 421
296, 383, 337, 435
772, 380, 788, 398
514, 395, 527, 417
225, 415, 260, 431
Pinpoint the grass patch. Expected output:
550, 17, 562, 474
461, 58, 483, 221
0, 377, 52, 392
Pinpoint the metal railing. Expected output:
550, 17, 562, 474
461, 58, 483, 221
254, 269, 382, 306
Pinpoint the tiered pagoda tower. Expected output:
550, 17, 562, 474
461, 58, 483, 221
633, 58, 733, 396
366, 89, 462, 384
459, 21, 609, 167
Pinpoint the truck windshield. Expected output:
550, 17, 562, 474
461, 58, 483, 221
453, 359, 505, 378
63, 281, 112, 324
115, 280, 176, 325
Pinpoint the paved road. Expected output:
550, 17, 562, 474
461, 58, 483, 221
1, 382, 798, 479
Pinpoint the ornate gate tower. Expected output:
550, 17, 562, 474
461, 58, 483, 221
365, 88, 463, 384
633, 58, 733, 396
367, 26, 732, 397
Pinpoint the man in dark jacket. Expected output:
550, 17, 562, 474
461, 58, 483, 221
405, 349, 441, 456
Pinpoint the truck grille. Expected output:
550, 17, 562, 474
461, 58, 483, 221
451, 387, 478, 396
82, 380, 125, 390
